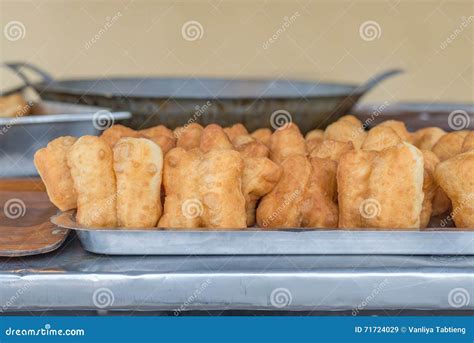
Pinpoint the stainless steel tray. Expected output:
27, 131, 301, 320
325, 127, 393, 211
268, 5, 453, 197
0, 101, 130, 177
52, 211, 474, 255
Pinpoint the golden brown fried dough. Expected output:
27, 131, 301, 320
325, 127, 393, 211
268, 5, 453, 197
251, 128, 272, 147
67, 136, 117, 227
300, 157, 338, 228
113, 138, 163, 228
435, 151, 474, 229
432, 189, 451, 216
340, 114, 363, 126
224, 124, 249, 142
0, 93, 30, 118
309, 139, 354, 161
338, 143, 424, 229
461, 131, 474, 153
420, 150, 440, 228
242, 157, 281, 226
140, 125, 176, 154
199, 149, 246, 229
377, 120, 412, 143
101, 125, 141, 147
305, 129, 324, 141
200, 124, 234, 153
159, 148, 203, 229
257, 155, 311, 228
324, 115, 366, 149
362, 126, 402, 151
269, 123, 306, 164
412, 127, 446, 151
34, 136, 78, 211
234, 136, 269, 159
175, 123, 203, 150
432, 131, 469, 161
305, 138, 324, 155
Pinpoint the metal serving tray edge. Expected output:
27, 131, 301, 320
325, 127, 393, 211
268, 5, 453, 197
51, 211, 474, 255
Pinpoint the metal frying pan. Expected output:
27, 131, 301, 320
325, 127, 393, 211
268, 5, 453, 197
3, 62, 402, 133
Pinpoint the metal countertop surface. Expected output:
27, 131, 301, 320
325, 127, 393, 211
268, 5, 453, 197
1, 234, 473, 312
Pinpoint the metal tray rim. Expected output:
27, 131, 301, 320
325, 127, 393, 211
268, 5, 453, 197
0, 111, 131, 126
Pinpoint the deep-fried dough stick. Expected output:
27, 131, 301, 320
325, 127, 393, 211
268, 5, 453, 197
67, 136, 117, 227
269, 123, 306, 164
377, 120, 412, 143
432, 131, 469, 161
158, 148, 203, 229
362, 126, 402, 151
412, 127, 446, 150
308, 139, 354, 161
175, 123, 203, 150
34, 136, 77, 211
251, 128, 272, 147
101, 125, 141, 147
139, 125, 176, 154
324, 115, 366, 149
113, 138, 163, 228
420, 150, 440, 228
224, 124, 248, 142
462, 131, 474, 153
200, 124, 234, 152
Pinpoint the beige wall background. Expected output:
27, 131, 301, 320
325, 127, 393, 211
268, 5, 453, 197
0, 0, 473, 104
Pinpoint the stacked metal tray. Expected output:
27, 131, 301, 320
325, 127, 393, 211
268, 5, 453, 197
52, 211, 474, 255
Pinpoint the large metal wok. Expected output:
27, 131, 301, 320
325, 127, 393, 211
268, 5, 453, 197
3, 62, 402, 133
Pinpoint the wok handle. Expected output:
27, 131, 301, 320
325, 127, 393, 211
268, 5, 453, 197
2, 62, 54, 88
357, 69, 403, 94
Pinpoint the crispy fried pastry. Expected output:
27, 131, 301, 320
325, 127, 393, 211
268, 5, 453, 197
199, 149, 247, 229
113, 138, 163, 228
234, 135, 270, 158
34, 136, 78, 211
435, 151, 474, 229
140, 125, 176, 154
362, 126, 402, 151
461, 131, 474, 153
305, 138, 324, 155
432, 131, 469, 161
309, 139, 354, 161
269, 123, 306, 164
300, 157, 338, 228
67, 136, 117, 227
412, 127, 446, 151
305, 129, 324, 141
324, 115, 366, 149
257, 155, 311, 228
377, 120, 412, 143
251, 128, 272, 147
420, 150, 440, 228
224, 124, 248, 142
101, 125, 141, 147
338, 143, 424, 229
200, 124, 234, 152
175, 123, 203, 150
432, 189, 451, 216
242, 157, 281, 226
158, 148, 203, 229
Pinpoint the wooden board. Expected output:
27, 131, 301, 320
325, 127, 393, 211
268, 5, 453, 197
0, 178, 68, 257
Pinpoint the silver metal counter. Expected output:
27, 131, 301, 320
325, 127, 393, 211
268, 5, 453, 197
0, 234, 473, 313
